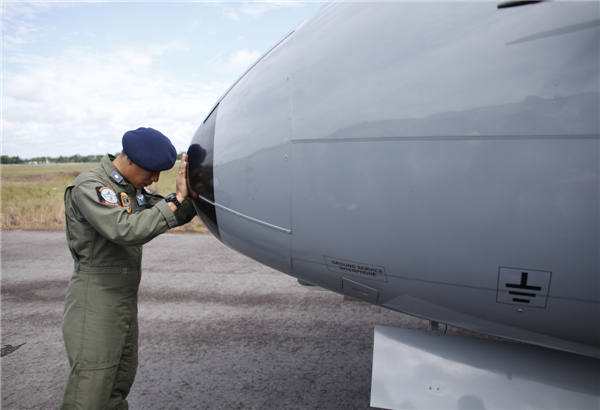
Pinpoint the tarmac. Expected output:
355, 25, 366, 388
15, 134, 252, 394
1, 230, 467, 410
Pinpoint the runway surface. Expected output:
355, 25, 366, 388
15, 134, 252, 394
2, 230, 481, 409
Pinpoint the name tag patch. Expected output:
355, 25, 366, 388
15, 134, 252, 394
96, 187, 120, 205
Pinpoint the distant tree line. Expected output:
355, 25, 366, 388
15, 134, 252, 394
1, 156, 25, 164
1, 154, 106, 164
2, 152, 187, 164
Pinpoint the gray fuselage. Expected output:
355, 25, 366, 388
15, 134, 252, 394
188, 1, 600, 358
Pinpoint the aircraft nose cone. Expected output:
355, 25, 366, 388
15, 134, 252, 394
188, 105, 220, 240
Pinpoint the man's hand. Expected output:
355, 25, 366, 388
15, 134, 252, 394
176, 153, 189, 203
168, 153, 189, 213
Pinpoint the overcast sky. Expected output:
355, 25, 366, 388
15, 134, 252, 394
1, 1, 325, 158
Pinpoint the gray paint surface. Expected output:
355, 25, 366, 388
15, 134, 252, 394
197, 0, 599, 358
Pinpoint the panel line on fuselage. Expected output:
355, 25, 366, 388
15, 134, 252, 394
197, 194, 292, 234
291, 134, 600, 144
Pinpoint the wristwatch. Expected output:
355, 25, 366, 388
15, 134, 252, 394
165, 193, 182, 209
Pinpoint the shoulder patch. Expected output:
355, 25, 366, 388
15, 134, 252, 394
120, 192, 132, 213
110, 171, 123, 183
143, 187, 154, 195
96, 187, 120, 205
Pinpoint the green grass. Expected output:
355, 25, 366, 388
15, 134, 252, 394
1, 162, 206, 233
1, 163, 96, 178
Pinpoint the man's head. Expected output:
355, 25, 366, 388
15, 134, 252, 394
115, 127, 177, 189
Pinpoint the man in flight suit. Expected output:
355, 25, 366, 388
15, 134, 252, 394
60, 127, 196, 410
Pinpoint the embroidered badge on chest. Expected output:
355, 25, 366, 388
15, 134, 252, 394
110, 171, 123, 183
143, 187, 154, 195
120, 192, 132, 213
96, 187, 120, 205
136, 194, 147, 206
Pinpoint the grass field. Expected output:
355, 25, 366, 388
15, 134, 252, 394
1, 162, 208, 233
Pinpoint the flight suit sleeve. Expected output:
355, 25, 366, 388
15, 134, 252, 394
143, 190, 197, 227
72, 181, 179, 247
143, 190, 165, 208
174, 199, 197, 226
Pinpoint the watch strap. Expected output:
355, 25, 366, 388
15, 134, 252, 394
166, 193, 182, 209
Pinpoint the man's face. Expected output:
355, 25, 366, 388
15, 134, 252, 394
128, 162, 161, 189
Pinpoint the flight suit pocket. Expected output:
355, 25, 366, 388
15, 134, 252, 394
114, 319, 139, 392
75, 361, 119, 410
115, 343, 138, 384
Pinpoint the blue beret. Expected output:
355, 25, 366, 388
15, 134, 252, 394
122, 127, 177, 171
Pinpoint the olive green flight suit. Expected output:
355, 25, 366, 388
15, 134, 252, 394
61, 154, 195, 410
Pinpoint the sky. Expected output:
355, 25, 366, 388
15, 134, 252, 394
1, 0, 326, 158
